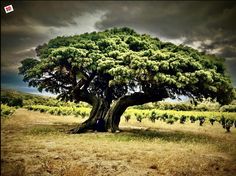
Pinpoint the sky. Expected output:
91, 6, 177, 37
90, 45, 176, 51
1, 1, 236, 97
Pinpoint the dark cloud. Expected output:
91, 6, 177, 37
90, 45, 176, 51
218, 46, 236, 59
95, 2, 236, 38
1, 1, 100, 27
1, 1, 236, 94
1, 1, 106, 73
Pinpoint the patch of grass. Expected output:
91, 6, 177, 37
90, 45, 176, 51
26, 126, 61, 135
104, 129, 215, 144
2, 109, 236, 176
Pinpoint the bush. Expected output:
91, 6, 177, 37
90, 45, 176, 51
166, 114, 175, 124
136, 114, 143, 122
225, 119, 234, 132
124, 114, 131, 122
180, 115, 187, 124
173, 116, 179, 122
209, 117, 217, 125
198, 116, 205, 126
160, 113, 168, 121
1, 96, 23, 107
219, 116, 226, 128
190, 115, 196, 123
153, 102, 193, 111
149, 111, 157, 123
166, 119, 174, 124
220, 105, 236, 112
1, 104, 15, 117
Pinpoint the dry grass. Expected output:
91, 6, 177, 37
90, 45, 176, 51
1, 109, 236, 176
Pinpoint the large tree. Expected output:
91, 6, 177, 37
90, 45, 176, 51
19, 27, 235, 133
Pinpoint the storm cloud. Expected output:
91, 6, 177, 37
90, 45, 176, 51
1, 1, 236, 94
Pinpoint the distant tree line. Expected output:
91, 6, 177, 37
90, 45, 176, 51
0, 89, 90, 108
1, 89, 235, 112
133, 98, 236, 112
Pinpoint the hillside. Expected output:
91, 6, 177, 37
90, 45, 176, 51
0, 88, 89, 107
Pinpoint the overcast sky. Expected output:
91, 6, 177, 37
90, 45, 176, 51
1, 1, 236, 96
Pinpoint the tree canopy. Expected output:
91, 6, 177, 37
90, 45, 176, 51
19, 27, 235, 133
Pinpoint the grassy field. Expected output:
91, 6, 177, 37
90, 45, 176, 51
1, 108, 236, 176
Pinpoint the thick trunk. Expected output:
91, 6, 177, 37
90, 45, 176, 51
70, 98, 110, 133
105, 92, 169, 132
71, 91, 168, 133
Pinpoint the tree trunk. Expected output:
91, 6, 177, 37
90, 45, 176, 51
70, 98, 110, 133
105, 91, 169, 132
71, 91, 168, 133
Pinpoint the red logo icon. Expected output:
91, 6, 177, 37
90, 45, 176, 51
4, 5, 14, 14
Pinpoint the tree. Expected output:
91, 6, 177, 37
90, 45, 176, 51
19, 27, 235, 133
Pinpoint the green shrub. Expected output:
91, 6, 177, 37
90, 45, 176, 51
190, 115, 196, 123
1, 96, 23, 107
136, 114, 143, 122
180, 115, 187, 124
160, 113, 168, 121
149, 111, 157, 123
124, 114, 131, 122
197, 116, 205, 126
225, 119, 234, 132
220, 105, 236, 112
173, 116, 179, 122
166, 119, 174, 124
209, 117, 217, 125
1, 104, 15, 117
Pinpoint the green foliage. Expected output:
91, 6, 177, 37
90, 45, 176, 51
160, 113, 168, 122
23, 100, 236, 133
165, 114, 176, 124
225, 119, 234, 132
1, 89, 90, 108
136, 114, 144, 123
166, 119, 175, 125
1, 104, 15, 117
19, 27, 235, 105
1, 96, 23, 107
1, 90, 23, 107
209, 117, 217, 125
219, 115, 226, 128
198, 116, 206, 126
121, 107, 233, 132
149, 111, 157, 123
190, 115, 196, 123
153, 102, 194, 111
220, 105, 236, 112
25, 105, 90, 117
124, 114, 131, 122
180, 115, 187, 124
148, 97, 236, 112
194, 98, 220, 111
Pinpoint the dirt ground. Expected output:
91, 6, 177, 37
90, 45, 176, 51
1, 109, 236, 176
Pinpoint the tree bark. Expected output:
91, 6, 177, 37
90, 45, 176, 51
105, 92, 168, 132
71, 91, 168, 133
70, 97, 110, 133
